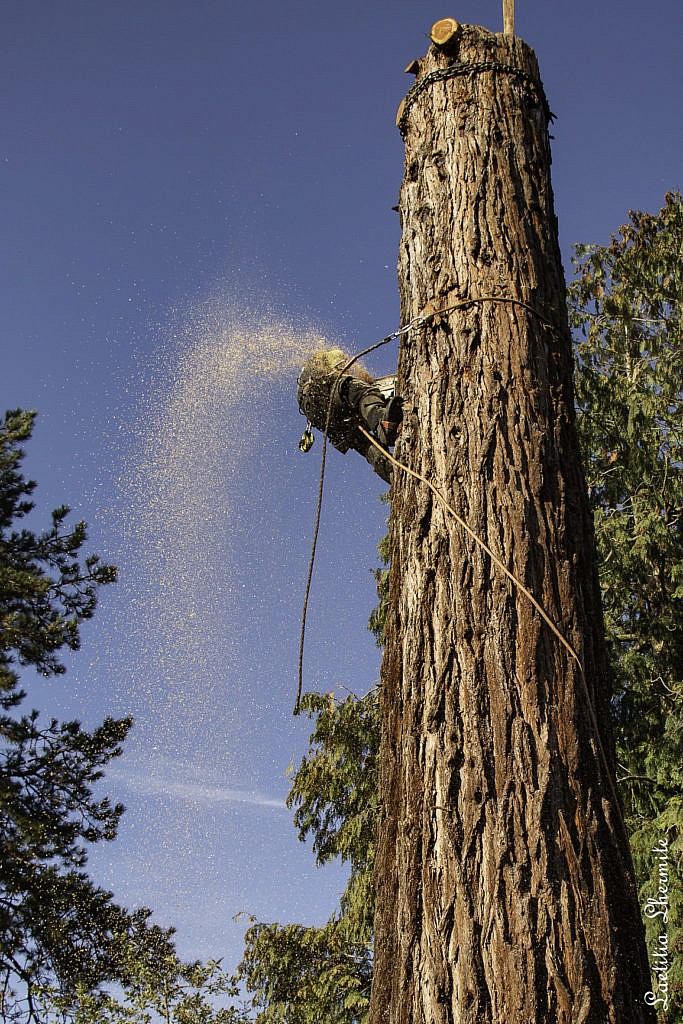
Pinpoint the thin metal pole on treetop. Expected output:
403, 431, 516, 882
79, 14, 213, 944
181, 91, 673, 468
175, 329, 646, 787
503, 0, 515, 36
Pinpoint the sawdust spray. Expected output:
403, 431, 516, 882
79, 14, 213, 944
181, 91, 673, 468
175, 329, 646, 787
87, 293, 387, 951
114, 293, 326, 759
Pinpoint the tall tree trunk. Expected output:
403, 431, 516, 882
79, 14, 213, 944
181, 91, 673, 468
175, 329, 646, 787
370, 24, 654, 1024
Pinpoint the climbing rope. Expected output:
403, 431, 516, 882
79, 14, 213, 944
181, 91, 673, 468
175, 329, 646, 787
296, 295, 561, 714
356, 423, 583, 673
295, 310, 431, 715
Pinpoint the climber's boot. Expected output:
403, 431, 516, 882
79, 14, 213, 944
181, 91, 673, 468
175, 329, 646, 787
375, 396, 403, 446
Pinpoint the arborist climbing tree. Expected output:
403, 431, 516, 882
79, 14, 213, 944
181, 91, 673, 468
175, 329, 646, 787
369, 17, 655, 1024
297, 347, 404, 483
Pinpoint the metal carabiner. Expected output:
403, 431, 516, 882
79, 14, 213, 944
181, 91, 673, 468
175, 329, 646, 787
298, 423, 315, 453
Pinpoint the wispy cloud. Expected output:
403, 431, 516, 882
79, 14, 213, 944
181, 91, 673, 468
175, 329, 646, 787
108, 765, 287, 810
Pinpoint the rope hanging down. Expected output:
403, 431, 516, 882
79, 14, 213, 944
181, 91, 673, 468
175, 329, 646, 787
295, 294, 560, 714
295, 310, 430, 716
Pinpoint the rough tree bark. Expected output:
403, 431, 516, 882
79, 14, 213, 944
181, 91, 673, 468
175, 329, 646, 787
370, 24, 654, 1024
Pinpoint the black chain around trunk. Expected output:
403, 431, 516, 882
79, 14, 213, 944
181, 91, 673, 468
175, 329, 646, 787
398, 60, 551, 135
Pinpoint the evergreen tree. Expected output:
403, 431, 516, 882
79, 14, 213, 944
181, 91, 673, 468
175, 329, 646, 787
373, 23, 650, 1020
237, 689, 378, 1024
37, 954, 249, 1023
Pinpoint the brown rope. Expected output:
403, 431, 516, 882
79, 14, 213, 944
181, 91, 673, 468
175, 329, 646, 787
295, 391, 332, 715
296, 296, 558, 714
357, 425, 583, 672
426, 293, 562, 332
295, 311, 431, 715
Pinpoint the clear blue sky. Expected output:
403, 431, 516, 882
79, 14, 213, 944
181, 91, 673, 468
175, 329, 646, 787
1, 0, 681, 970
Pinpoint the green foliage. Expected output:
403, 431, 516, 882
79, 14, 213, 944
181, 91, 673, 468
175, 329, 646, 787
238, 920, 371, 1024
237, 690, 379, 1024
0, 410, 117, 702
568, 192, 683, 1020
36, 954, 249, 1023
368, 497, 390, 648
288, 692, 378, 877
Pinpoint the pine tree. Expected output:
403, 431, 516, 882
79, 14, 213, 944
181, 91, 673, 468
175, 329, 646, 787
237, 689, 378, 1024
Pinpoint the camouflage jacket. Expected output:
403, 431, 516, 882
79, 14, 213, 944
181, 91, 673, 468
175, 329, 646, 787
296, 372, 359, 454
